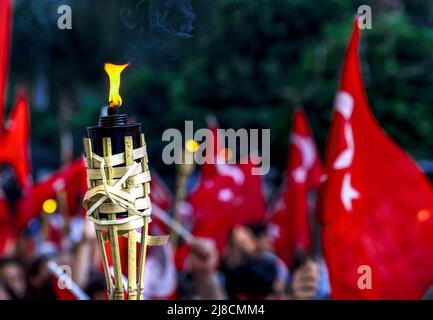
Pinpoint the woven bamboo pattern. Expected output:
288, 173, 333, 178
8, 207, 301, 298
82, 134, 169, 300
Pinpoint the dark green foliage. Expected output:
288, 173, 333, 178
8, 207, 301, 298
7, 0, 433, 179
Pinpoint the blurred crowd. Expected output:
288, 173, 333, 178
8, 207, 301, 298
0, 222, 330, 300
0, 160, 331, 300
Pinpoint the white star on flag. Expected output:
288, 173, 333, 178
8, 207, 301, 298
341, 173, 360, 211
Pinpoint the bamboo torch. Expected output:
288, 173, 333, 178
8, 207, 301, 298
82, 63, 168, 300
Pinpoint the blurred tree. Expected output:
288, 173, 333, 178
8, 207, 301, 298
6, 0, 433, 184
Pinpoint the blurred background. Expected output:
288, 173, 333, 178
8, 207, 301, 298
8, 0, 433, 183
2, 0, 433, 301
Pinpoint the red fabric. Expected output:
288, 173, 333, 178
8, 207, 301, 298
186, 119, 266, 254
50, 276, 77, 300
177, 167, 266, 269
17, 158, 87, 228
0, 92, 32, 189
236, 159, 267, 226
188, 173, 239, 253
269, 109, 324, 266
201, 117, 221, 179
0, 0, 12, 123
104, 235, 130, 280
0, 192, 17, 257
0, 224, 17, 257
0, 191, 9, 223
62, 158, 88, 216
149, 170, 173, 212
319, 19, 433, 299
45, 217, 63, 246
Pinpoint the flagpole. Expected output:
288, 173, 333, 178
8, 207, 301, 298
47, 260, 90, 300
171, 146, 195, 247
152, 204, 195, 245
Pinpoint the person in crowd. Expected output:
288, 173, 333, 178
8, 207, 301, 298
0, 280, 11, 300
85, 275, 107, 300
26, 256, 57, 300
221, 225, 289, 299
0, 258, 27, 300
221, 224, 325, 300
183, 237, 227, 299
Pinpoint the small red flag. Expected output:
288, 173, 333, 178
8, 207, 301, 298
61, 158, 88, 216
269, 109, 324, 267
187, 118, 266, 254
17, 158, 87, 229
0, 0, 12, 123
0, 92, 32, 189
235, 159, 267, 226
319, 19, 433, 299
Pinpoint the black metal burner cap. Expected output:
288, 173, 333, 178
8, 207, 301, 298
98, 114, 128, 127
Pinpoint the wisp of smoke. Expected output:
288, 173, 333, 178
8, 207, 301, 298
120, 0, 196, 61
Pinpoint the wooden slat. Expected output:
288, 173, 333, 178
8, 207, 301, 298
138, 134, 150, 300
103, 137, 124, 300
124, 136, 137, 300
137, 216, 149, 300
84, 138, 113, 299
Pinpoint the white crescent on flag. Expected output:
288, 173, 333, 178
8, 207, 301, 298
333, 91, 360, 212
334, 91, 354, 119
290, 133, 317, 183
216, 162, 245, 185
333, 122, 355, 170
333, 91, 355, 170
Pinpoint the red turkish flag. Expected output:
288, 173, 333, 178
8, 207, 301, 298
187, 118, 266, 252
16, 173, 60, 228
17, 158, 87, 228
319, 19, 433, 299
236, 159, 266, 226
0, 91, 32, 189
61, 158, 88, 216
0, 0, 12, 123
176, 119, 266, 268
188, 172, 238, 253
269, 109, 324, 267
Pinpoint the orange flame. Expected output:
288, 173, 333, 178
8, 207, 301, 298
104, 63, 129, 108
